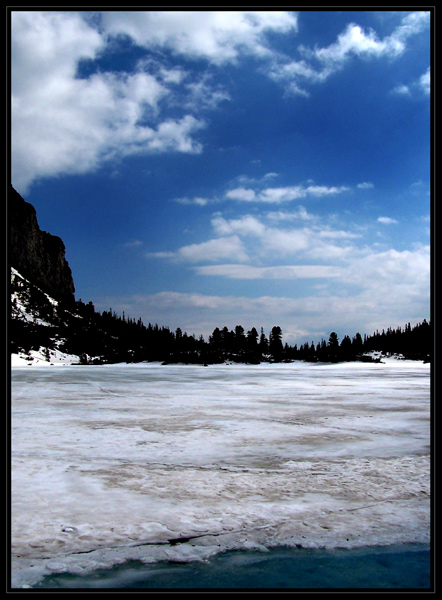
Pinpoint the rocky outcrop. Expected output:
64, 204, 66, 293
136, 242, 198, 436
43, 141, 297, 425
9, 186, 75, 302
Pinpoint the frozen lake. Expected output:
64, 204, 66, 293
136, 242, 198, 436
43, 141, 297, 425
10, 360, 431, 589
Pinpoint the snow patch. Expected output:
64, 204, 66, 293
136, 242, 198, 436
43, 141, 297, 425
11, 349, 80, 366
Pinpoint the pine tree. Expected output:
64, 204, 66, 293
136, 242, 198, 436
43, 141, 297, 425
234, 325, 246, 356
269, 326, 283, 361
340, 335, 352, 359
326, 331, 340, 361
352, 332, 363, 355
259, 327, 269, 356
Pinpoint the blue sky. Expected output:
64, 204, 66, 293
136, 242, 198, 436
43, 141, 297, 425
10, 9, 432, 345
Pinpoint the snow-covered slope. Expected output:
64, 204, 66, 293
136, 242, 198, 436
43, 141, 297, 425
10, 268, 82, 365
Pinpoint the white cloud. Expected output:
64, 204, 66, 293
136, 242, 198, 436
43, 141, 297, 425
174, 196, 211, 206
11, 10, 302, 193
148, 235, 249, 263
261, 226, 312, 256
173, 178, 349, 207
11, 11, 103, 95
182, 78, 231, 111
11, 10, 430, 193
144, 216, 431, 340
267, 11, 430, 96
158, 66, 187, 85
267, 224, 359, 259
419, 67, 431, 95
122, 239, 143, 247
304, 185, 351, 197
211, 215, 267, 237
265, 207, 316, 222
392, 67, 430, 98
225, 187, 257, 202
11, 11, 208, 193
392, 11, 431, 45
100, 10, 298, 65
150, 211, 363, 268
194, 264, 344, 280
143, 115, 205, 154
317, 228, 361, 240
101, 235, 431, 344
392, 84, 411, 96
135, 58, 232, 113
226, 183, 349, 204
178, 236, 249, 263
342, 246, 430, 315
313, 23, 397, 64
377, 216, 399, 225
98, 243, 430, 344
357, 182, 375, 189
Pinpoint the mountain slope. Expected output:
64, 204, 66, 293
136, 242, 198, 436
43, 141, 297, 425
10, 267, 81, 364
9, 186, 75, 302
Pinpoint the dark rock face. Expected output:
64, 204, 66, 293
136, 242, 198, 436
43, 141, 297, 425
9, 186, 75, 302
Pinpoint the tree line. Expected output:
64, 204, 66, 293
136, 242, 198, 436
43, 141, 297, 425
10, 273, 431, 364
285, 322, 431, 363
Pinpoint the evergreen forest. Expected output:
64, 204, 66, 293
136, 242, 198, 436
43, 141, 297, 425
10, 270, 432, 365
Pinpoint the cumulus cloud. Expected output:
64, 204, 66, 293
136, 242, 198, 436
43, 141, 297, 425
11, 11, 103, 94
100, 10, 298, 65
267, 11, 430, 96
10, 10, 302, 193
11, 11, 236, 192
13, 10, 427, 193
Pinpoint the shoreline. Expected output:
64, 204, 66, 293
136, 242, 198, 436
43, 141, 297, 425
12, 540, 431, 590
10, 351, 430, 368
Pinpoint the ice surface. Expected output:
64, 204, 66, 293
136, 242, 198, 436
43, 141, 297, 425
10, 360, 431, 588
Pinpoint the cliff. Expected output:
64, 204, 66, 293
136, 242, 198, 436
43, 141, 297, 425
8, 186, 75, 302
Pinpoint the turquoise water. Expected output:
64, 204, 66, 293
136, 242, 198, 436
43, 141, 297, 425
34, 544, 431, 590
